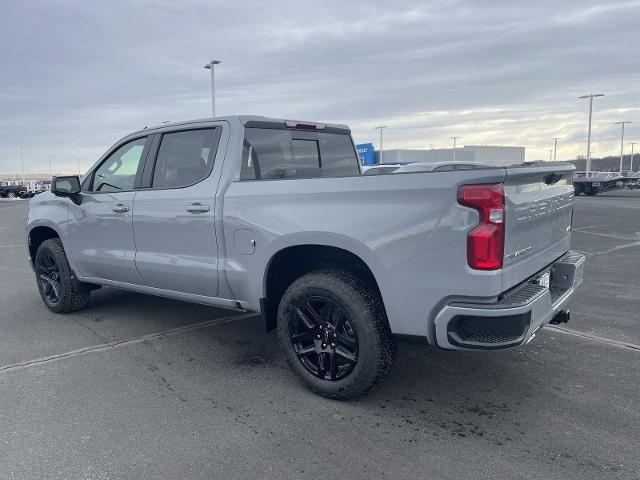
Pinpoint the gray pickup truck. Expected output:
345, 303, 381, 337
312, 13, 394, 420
26, 116, 585, 399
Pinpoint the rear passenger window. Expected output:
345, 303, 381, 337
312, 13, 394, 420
241, 128, 359, 180
152, 128, 219, 189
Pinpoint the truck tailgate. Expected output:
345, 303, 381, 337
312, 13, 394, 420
501, 164, 575, 290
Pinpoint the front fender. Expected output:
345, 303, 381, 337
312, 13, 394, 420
26, 195, 76, 271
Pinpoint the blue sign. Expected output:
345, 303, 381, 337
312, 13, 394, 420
356, 143, 376, 166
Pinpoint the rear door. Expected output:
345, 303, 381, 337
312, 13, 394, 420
501, 164, 575, 288
132, 125, 224, 297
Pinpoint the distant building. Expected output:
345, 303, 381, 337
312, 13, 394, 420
366, 145, 526, 166
355, 143, 375, 165
463, 145, 525, 166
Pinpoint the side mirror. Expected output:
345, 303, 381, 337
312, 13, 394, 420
51, 176, 81, 197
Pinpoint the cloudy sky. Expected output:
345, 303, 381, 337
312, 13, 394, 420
1, 0, 639, 174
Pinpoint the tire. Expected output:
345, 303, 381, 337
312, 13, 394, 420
573, 183, 583, 195
276, 269, 396, 400
35, 238, 90, 313
7, 191, 16, 199
585, 186, 598, 196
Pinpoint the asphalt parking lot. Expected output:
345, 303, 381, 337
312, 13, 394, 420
1, 191, 639, 480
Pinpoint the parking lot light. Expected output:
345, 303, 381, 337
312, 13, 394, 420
204, 60, 221, 117
451, 136, 460, 162
579, 94, 604, 177
630, 143, 637, 173
551, 137, 560, 162
375, 126, 387, 164
614, 121, 632, 175
20, 146, 30, 183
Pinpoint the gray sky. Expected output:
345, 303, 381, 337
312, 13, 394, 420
1, 0, 639, 174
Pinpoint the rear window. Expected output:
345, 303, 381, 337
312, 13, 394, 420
240, 128, 359, 180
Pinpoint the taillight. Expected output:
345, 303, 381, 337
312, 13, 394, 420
457, 183, 505, 270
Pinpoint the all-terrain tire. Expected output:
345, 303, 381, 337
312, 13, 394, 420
276, 268, 396, 400
35, 238, 90, 313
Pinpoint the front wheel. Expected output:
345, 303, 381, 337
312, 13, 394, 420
7, 191, 16, 199
35, 238, 90, 313
277, 269, 396, 399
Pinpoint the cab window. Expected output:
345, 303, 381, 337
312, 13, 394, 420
90, 137, 147, 192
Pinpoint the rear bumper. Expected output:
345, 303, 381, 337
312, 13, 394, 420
434, 251, 585, 350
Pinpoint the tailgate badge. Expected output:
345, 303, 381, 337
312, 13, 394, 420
505, 246, 533, 263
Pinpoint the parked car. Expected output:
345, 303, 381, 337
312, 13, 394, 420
361, 164, 404, 175
395, 161, 491, 172
33, 180, 52, 194
0, 181, 27, 198
26, 116, 585, 399
363, 161, 490, 175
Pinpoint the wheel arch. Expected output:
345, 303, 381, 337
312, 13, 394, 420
28, 225, 61, 267
261, 240, 391, 331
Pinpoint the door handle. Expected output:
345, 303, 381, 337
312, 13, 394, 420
186, 203, 210, 213
112, 204, 129, 213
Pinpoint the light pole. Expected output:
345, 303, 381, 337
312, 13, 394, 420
551, 137, 560, 162
579, 94, 604, 177
375, 126, 387, 164
548, 149, 554, 161
20, 146, 29, 183
48, 154, 54, 177
630, 142, 637, 173
451, 136, 460, 162
204, 60, 221, 117
614, 121, 631, 175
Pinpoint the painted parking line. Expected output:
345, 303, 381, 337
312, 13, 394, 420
0, 313, 256, 375
547, 325, 640, 352
0, 244, 26, 248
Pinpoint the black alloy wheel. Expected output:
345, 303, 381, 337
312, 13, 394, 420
277, 269, 396, 399
34, 238, 91, 313
38, 252, 62, 305
289, 296, 359, 381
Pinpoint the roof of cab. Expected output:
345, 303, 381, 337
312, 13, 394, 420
127, 115, 350, 138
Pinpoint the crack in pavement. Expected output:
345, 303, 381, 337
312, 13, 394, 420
547, 326, 640, 352
573, 229, 640, 241
0, 313, 254, 375
1, 311, 636, 379
588, 239, 640, 257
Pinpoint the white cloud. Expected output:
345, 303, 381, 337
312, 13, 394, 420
0, 0, 638, 173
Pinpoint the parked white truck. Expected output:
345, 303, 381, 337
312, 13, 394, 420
26, 116, 585, 398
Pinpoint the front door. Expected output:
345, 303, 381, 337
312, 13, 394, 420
132, 127, 222, 297
67, 136, 149, 285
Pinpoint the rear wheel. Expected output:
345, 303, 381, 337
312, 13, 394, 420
277, 269, 396, 399
35, 238, 90, 313
7, 191, 16, 199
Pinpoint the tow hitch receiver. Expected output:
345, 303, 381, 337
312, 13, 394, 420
550, 310, 570, 325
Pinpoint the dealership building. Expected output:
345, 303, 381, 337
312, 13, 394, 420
356, 143, 526, 167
